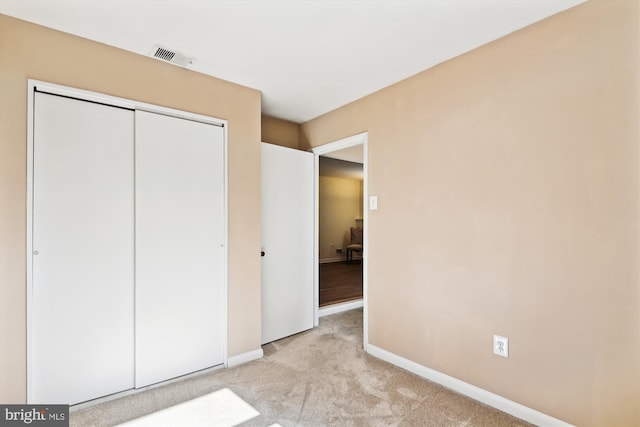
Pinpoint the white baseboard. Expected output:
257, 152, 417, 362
73, 351, 264, 410
318, 299, 363, 317
227, 348, 263, 368
366, 344, 574, 427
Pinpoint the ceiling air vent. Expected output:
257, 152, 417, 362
149, 45, 193, 68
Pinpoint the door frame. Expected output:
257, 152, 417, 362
26, 80, 229, 402
312, 132, 369, 349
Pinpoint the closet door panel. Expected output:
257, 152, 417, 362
135, 111, 225, 388
31, 93, 135, 404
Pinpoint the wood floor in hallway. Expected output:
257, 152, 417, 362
319, 260, 363, 306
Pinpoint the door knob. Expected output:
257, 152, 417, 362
261, 251, 265, 257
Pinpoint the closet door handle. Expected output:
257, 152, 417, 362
261, 251, 265, 257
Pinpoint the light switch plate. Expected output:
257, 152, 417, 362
369, 196, 378, 210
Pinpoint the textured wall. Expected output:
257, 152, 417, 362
261, 115, 301, 149
319, 176, 363, 261
300, 1, 639, 425
0, 15, 262, 403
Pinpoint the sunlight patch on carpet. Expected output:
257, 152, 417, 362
116, 388, 260, 426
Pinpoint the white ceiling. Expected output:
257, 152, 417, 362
0, 0, 586, 123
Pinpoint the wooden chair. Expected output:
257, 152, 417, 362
346, 227, 363, 263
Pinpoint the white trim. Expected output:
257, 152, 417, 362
226, 348, 264, 368
318, 300, 363, 318
311, 132, 369, 349
26, 81, 35, 402
362, 137, 369, 351
26, 79, 230, 400
366, 344, 574, 427
221, 119, 229, 368
29, 80, 226, 127
313, 153, 320, 327
311, 132, 368, 156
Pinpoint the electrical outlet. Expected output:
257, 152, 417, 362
493, 335, 509, 358
336, 248, 343, 254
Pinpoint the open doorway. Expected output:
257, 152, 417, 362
312, 133, 368, 348
318, 156, 363, 307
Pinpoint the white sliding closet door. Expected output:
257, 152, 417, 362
135, 110, 225, 388
31, 92, 135, 404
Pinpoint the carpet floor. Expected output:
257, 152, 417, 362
71, 309, 532, 426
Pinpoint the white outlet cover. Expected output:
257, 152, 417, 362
493, 335, 509, 358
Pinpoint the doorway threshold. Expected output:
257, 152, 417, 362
318, 299, 363, 318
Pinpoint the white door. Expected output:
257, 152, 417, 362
31, 92, 135, 404
135, 110, 225, 388
261, 143, 314, 344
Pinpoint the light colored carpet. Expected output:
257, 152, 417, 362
71, 309, 532, 426
115, 388, 259, 426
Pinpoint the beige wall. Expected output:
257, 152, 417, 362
0, 15, 262, 403
301, 1, 639, 426
261, 114, 301, 149
319, 176, 363, 261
